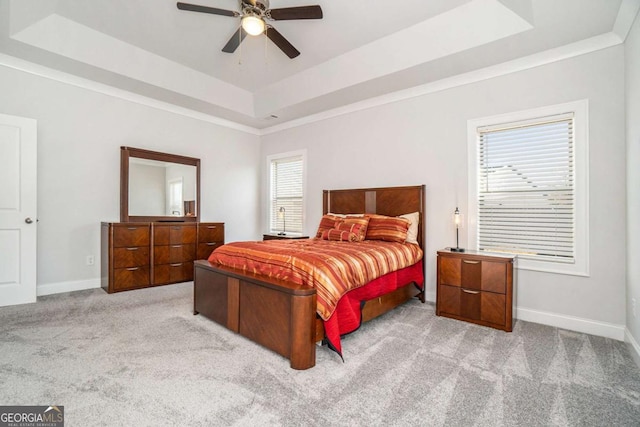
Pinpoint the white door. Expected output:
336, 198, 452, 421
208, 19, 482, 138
0, 113, 37, 307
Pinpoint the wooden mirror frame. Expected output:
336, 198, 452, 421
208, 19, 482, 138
120, 146, 200, 222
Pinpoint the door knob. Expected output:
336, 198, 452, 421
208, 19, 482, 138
25, 217, 33, 224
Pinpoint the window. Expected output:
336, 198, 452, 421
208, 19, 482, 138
167, 178, 183, 216
467, 100, 589, 276
268, 151, 305, 235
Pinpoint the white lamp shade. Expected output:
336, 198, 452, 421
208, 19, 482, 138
453, 208, 464, 229
242, 15, 265, 36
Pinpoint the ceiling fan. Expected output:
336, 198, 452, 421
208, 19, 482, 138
176, 1, 323, 59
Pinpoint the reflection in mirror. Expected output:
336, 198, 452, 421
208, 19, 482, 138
128, 158, 197, 217
120, 146, 200, 222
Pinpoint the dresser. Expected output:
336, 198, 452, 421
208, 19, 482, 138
436, 249, 515, 331
101, 222, 224, 293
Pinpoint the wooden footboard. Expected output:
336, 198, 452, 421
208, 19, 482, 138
194, 260, 317, 370
194, 259, 422, 370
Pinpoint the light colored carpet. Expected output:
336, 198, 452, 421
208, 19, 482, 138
1, 282, 639, 426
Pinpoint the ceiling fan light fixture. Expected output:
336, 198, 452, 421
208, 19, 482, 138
241, 15, 265, 36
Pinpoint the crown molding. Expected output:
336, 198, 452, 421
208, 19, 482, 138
0, 29, 625, 138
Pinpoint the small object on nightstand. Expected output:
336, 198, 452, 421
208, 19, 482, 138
450, 207, 465, 252
277, 207, 286, 235
263, 234, 309, 241
436, 248, 516, 331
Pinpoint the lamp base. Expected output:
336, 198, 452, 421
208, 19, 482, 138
450, 247, 465, 252
277, 232, 286, 236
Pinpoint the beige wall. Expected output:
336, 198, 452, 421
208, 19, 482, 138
262, 46, 627, 339
0, 64, 261, 292
626, 12, 640, 361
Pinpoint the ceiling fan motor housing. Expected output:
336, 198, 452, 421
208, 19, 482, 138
242, 0, 269, 17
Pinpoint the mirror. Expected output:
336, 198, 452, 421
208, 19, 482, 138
120, 146, 200, 222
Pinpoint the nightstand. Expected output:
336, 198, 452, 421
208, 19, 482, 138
436, 249, 516, 332
263, 234, 310, 241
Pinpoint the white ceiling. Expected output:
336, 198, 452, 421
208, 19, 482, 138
0, 0, 635, 130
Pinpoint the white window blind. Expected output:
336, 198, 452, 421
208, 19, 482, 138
477, 112, 575, 263
270, 155, 303, 234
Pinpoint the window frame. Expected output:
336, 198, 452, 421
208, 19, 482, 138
467, 100, 589, 276
266, 150, 307, 236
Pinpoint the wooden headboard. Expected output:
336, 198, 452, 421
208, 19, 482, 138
322, 185, 426, 249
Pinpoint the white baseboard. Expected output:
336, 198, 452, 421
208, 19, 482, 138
424, 290, 436, 303
37, 278, 101, 296
516, 307, 626, 341
626, 329, 640, 369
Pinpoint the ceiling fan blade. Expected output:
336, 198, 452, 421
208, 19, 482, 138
265, 26, 300, 58
222, 27, 248, 53
176, 2, 237, 17
269, 5, 323, 20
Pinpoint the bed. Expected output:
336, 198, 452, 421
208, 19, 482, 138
193, 185, 426, 369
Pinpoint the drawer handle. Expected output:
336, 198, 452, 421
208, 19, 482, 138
207, 226, 217, 229
462, 260, 480, 264
462, 289, 480, 294
206, 242, 217, 246
126, 267, 139, 271
125, 247, 138, 251
170, 263, 182, 267
127, 227, 138, 230
171, 245, 181, 248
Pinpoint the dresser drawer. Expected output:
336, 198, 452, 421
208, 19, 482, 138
154, 224, 197, 245
113, 266, 150, 290
154, 244, 196, 264
113, 225, 150, 247
199, 223, 224, 242
113, 246, 149, 268
154, 262, 194, 284
197, 242, 222, 260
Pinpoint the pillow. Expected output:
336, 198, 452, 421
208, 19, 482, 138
399, 211, 420, 244
321, 228, 358, 242
365, 214, 410, 243
315, 214, 342, 238
339, 216, 369, 242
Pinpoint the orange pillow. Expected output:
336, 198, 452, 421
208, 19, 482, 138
339, 217, 369, 242
315, 214, 342, 238
365, 214, 410, 242
321, 228, 358, 242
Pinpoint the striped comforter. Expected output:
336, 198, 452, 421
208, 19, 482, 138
207, 238, 423, 320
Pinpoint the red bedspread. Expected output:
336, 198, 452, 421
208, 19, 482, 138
208, 238, 424, 356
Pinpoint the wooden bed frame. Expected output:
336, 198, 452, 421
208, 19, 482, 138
193, 185, 426, 370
